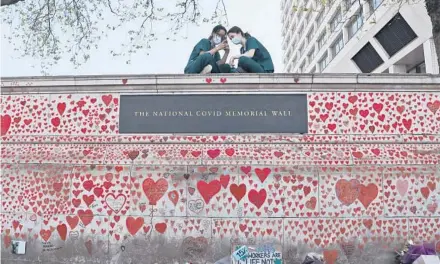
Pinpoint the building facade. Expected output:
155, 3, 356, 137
281, 0, 439, 74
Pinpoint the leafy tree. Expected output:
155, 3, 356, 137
1, 0, 228, 73
292, 0, 439, 72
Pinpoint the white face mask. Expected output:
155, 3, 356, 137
232, 36, 242, 45
212, 35, 222, 45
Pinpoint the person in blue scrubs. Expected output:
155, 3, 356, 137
184, 25, 231, 74
227, 26, 274, 73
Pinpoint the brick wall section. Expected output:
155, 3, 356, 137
1, 74, 439, 263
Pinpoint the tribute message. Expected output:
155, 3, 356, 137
119, 94, 308, 133
232, 245, 283, 264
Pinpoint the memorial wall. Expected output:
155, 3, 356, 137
1, 74, 439, 263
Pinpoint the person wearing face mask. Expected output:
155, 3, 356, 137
184, 25, 231, 74
227, 26, 274, 73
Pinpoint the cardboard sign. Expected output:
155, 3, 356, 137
232, 246, 249, 261
232, 245, 282, 264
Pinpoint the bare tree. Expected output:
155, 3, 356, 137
292, 0, 440, 72
1, 0, 228, 73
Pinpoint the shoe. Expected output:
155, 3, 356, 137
236, 67, 247, 73
200, 65, 212, 74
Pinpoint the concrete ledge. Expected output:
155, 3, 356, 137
2, 134, 440, 144
1, 73, 439, 94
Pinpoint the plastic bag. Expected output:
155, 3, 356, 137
402, 243, 437, 264
302, 253, 324, 264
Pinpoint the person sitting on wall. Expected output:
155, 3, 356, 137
184, 25, 231, 74
227, 26, 274, 73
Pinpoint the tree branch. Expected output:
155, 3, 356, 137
1, 0, 229, 73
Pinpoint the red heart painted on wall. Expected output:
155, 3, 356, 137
78, 209, 94, 226
230, 184, 246, 202
102, 95, 113, 106
168, 190, 179, 206
358, 184, 378, 209
197, 180, 221, 204
219, 175, 230, 189
155, 222, 167, 234
248, 189, 267, 209
105, 193, 126, 213
335, 179, 360, 206
126, 216, 144, 236
427, 100, 440, 114
0, 115, 12, 136
57, 224, 67, 241
66, 216, 79, 230
255, 168, 271, 183
142, 178, 168, 205
40, 229, 52, 242
57, 102, 66, 116
207, 149, 220, 159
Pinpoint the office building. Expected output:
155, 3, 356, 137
281, 0, 439, 74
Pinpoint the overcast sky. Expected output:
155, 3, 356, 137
0, 0, 283, 77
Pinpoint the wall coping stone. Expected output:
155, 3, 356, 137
1, 73, 439, 94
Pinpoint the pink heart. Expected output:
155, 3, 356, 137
396, 179, 409, 197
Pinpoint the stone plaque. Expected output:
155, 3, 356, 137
119, 94, 308, 133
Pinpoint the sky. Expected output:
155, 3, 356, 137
0, 0, 283, 77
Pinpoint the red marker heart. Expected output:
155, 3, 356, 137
126, 216, 144, 236
230, 184, 246, 202
248, 188, 267, 209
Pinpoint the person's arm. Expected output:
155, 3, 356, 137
240, 37, 258, 58
200, 46, 222, 56
229, 37, 258, 65
236, 49, 256, 58
218, 40, 230, 65
198, 39, 226, 56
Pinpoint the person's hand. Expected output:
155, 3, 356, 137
216, 41, 228, 51
222, 40, 229, 52
229, 55, 238, 66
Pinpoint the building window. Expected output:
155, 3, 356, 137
330, 9, 343, 32
317, 32, 326, 49
370, 0, 383, 10
310, 66, 316, 73
332, 35, 344, 56
348, 11, 363, 39
308, 47, 315, 63
352, 42, 384, 72
374, 13, 417, 57
319, 53, 329, 71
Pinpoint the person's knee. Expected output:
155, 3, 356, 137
238, 56, 252, 66
200, 53, 215, 62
